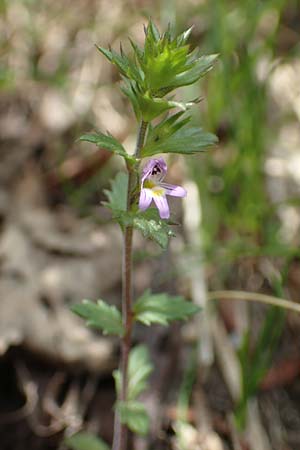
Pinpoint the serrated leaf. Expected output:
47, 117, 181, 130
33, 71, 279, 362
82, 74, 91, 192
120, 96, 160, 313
103, 172, 128, 214
114, 345, 153, 401
142, 126, 218, 157
138, 94, 180, 121
65, 432, 110, 450
169, 54, 218, 89
146, 111, 191, 145
96, 45, 143, 85
132, 208, 175, 249
79, 132, 135, 162
71, 300, 124, 336
134, 290, 201, 326
117, 400, 150, 435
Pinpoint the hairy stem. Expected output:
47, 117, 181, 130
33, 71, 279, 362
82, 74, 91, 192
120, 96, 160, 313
112, 121, 148, 450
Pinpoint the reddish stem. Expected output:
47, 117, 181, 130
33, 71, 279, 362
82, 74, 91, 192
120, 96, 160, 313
112, 121, 148, 450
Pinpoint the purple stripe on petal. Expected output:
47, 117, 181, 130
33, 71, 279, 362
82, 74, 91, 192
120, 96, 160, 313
153, 195, 170, 219
160, 183, 187, 198
139, 188, 153, 211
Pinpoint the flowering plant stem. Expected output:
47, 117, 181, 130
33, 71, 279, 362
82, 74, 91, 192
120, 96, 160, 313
112, 121, 148, 450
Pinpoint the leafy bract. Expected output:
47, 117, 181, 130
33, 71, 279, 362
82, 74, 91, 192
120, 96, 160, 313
121, 81, 196, 122
79, 131, 135, 163
96, 45, 144, 85
134, 290, 201, 326
142, 126, 218, 157
132, 208, 175, 249
72, 300, 124, 336
65, 432, 110, 450
116, 401, 150, 436
96, 19, 218, 120
114, 345, 153, 401
166, 54, 218, 90
140, 21, 218, 94
103, 172, 128, 216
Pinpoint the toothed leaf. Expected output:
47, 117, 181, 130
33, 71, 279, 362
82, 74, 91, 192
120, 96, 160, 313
116, 401, 150, 436
72, 300, 124, 336
134, 290, 201, 325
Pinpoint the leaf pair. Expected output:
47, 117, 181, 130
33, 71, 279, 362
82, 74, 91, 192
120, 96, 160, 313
143, 111, 218, 157
114, 345, 153, 435
72, 291, 200, 338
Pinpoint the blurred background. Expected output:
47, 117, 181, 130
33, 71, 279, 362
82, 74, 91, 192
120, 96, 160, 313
1, 0, 300, 449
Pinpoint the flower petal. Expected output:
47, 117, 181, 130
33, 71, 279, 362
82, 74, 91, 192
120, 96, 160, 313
160, 183, 187, 198
141, 158, 167, 182
139, 188, 153, 211
153, 194, 170, 219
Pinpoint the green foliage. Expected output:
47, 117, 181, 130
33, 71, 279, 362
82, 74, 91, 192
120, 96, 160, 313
79, 132, 135, 163
71, 300, 124, 337
142, 124, 218, 157
190, 0, 288, 264
235, 305, 285, 430
103, 174, 175, 248
65, 432, 109, 450
134, 290, 200, 326
132, 208, 175, 249
121, 87, 194, 122
98, 19, 217, 121
114, 346, 153, 435
114, 345, 153, 400
140, 22, 217, 94
116, 400, 149, 436
103, 172, 128, 216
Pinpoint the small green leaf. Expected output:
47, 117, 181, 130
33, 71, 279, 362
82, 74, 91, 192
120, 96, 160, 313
103, 172, 128, 214
142, 126, 218, 157
138, 93, 179, 122
134, 290, 201, 326
114, 345, 153, 401
72, 300, 124, 336
117, 400, 150, 435
146, 111, 191, 145
96, 45, 144, 85
132, 208, 175, 249
169, 54, 218, 89
65, 432, 110, 450
79, 131, 135, 162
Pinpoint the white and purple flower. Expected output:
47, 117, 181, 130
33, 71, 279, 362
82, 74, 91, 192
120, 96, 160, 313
138, 157, 187, 219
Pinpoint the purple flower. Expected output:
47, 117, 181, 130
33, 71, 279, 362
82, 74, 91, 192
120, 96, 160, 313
139, 157, 187, 219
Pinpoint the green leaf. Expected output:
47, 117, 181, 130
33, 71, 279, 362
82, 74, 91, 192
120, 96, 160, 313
142, 126, 218, 157
176, 26, 194, 46
96, 45, 143, 84
103, 172, 128, 215
79, 131, 135, 163
103, 176, 175, 243
132, 208, 175, 249
138, 93, 180, 122
146, 111, 191, 144
71, 299, 124, 336
168, 54, 218, 89
114, 345, 153, 401
117, 400, 150, 435
65, 432, 110, 450
121, 80, 142, 119
134, 290, 201, 326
